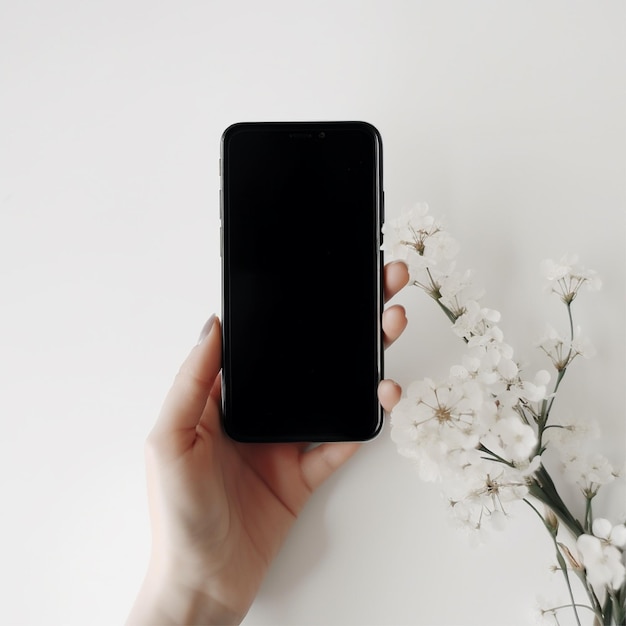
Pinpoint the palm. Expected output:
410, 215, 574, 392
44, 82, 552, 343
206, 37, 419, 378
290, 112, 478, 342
193, 399, 353, 612
220, 441, 308, 578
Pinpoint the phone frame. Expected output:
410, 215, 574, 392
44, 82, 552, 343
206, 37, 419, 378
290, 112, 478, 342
220, 120, 384, 443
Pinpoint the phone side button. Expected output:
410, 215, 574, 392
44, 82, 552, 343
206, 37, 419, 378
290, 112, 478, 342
219, 226, 223, 257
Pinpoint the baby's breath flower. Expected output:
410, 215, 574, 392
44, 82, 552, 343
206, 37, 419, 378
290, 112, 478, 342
536, 325, 570, 370
541, 255, 602, 304
561, 452, 617, 496
570, 327, 596, 360
577, 519, 626, 591
492, 415, 538, 462
515, 455, 542, 477
452, 300, 501, 341
438, 270, 485, 318
592, 519, 626, 548
492, 370, 550, 415
446, 464, 530, 533
390, 378, 487, 481
385, 204, 620, 623
381, 203, 459, 283
536, 325, 594, 371
543, 417, 601, 455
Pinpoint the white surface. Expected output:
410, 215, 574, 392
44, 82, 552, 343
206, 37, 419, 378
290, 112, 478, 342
1, 1, 624, 625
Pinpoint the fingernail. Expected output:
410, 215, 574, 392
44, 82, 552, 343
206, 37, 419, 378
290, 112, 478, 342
197, 314, 216, 344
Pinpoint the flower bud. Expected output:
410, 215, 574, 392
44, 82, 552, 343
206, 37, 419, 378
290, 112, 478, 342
558, 542, 583, 571
545, 507, 559, 535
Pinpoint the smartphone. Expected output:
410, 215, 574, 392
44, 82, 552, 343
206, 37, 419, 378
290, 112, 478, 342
220, 121, 384, 442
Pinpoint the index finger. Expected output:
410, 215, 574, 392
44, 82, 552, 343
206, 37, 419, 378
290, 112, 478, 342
150, 316, 222, 444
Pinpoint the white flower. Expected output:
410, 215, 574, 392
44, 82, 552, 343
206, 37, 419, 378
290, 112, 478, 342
592, 518, 626, 548
446, 463, 529, 533
390, 377, 487, 481
536, 325, 570, 370
577, 520, 626, 591
452, 300, 501, 341
466, 324, 507, 351
541, 254, 581, 281
493, 416, 538, 462
438, 270, 485, 318
543, 417, 601, 454
423, 229, 459, 266
562, 452, 617, 496
541, 255, 602, 304
521, 369, 551, 402
536, 325, 594, 371
381, 204, 430, 254
494, 369, 550, 410
381, 204, 459, 286
515, 454, 542, 477
459, 340, 517, 393
570, 326, 596, 359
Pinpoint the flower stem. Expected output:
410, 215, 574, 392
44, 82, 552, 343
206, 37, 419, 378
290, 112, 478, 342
609, 587, 626, 626
528, 465, 584, 538
538, 301, 576, 439
584, 495, 594, 534
524, 498, 583, 626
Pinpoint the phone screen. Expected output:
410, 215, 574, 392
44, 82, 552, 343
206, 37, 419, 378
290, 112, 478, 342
220, 121, 383, 442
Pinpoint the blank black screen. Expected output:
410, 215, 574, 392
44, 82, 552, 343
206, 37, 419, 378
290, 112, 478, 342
221, 122, 383, 442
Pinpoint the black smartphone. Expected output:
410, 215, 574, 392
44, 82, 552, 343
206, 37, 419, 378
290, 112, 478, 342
220, 121, 384, 442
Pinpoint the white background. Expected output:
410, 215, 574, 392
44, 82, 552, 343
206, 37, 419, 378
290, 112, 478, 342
1, 1, 625, 625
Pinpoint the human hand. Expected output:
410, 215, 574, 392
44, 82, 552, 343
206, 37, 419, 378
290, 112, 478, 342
126, 261, 409, 626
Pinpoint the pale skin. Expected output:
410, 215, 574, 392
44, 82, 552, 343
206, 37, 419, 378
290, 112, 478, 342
126, 261, 410, 626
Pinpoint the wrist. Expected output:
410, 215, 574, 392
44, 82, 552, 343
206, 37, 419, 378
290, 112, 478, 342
126, 557, 243, 626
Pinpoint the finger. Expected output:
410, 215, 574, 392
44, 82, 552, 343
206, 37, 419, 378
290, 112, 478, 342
383, 261, 409, 303
207, 365, 223, 404
300, 442, 361, 492
378, 379, 403, 413
382, 303, 408, 349
151, 315, 222, 439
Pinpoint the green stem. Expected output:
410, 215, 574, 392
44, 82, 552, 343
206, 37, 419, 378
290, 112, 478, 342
584, 496, 594, 534
478, 444, 515, 468
610, 587, 626, 626
547, 603, 600, 616
525, 498, 582, 626
424, 267, 460, 326
528, 465, 584, 538
602, 589, 613, 625
541, 302, 575, 424
436, 299, 459, 325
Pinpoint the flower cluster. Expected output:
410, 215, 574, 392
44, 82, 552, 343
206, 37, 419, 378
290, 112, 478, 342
383, 204, 548, 532
383, 203, 625, 625
577, 519, 626, 591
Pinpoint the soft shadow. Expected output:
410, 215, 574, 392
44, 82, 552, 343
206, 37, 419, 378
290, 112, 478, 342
242, 468, 339, 624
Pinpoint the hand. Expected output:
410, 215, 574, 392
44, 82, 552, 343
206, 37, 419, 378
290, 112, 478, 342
126, 261, 409, 626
